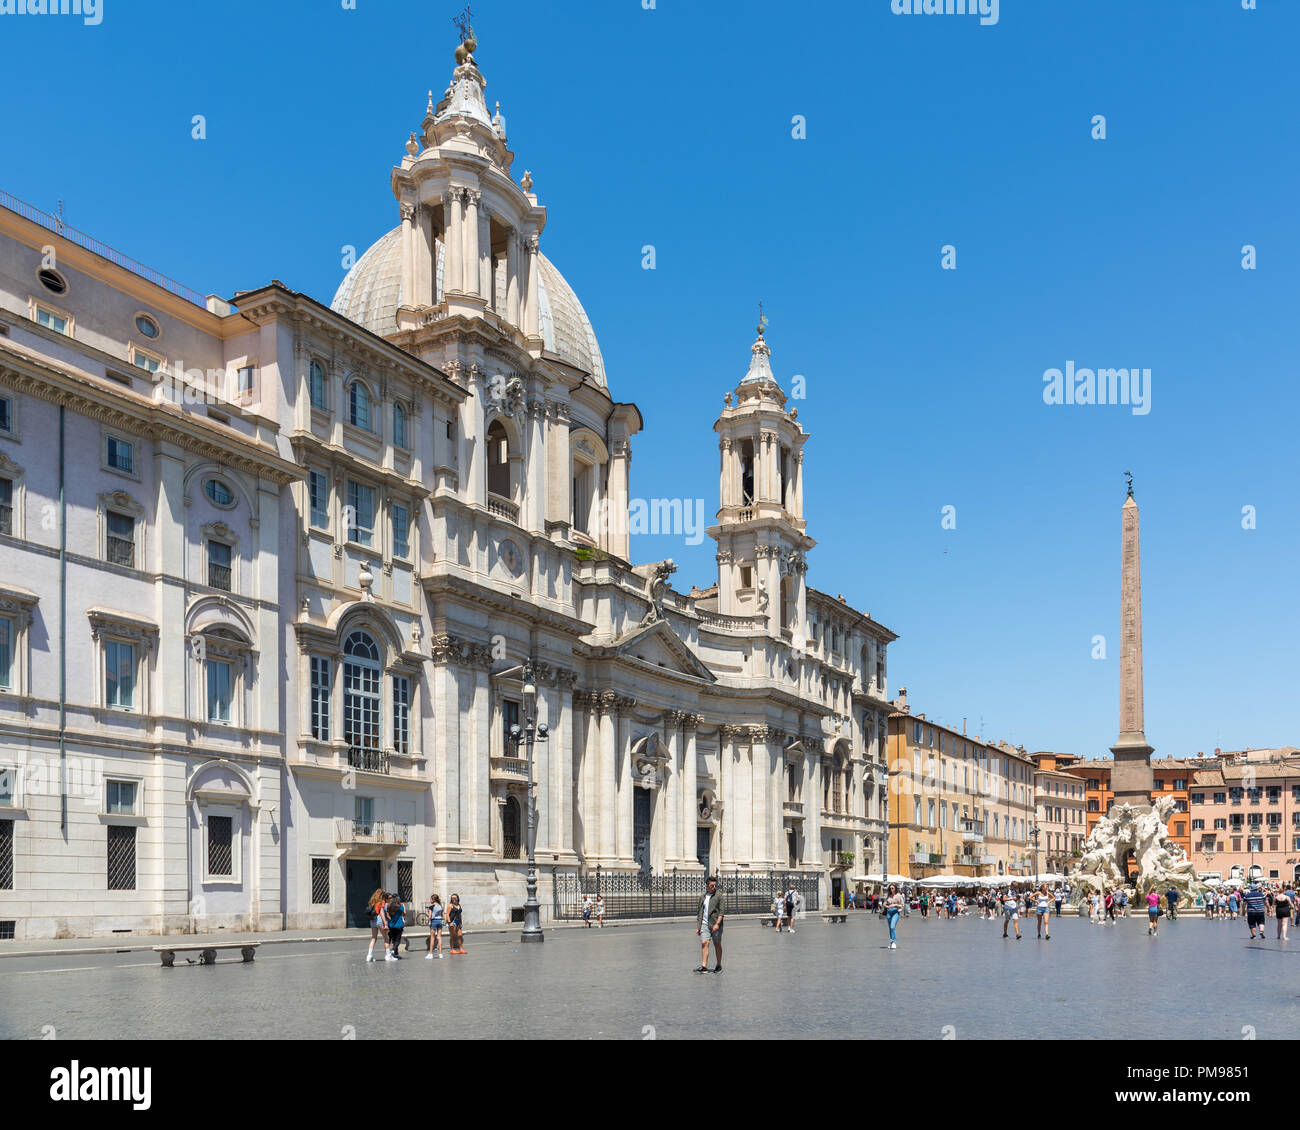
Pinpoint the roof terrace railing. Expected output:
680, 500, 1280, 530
0, 189, 208, 308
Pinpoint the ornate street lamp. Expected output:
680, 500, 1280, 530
1030, 823, 1041, 885
507, 663, 548, 943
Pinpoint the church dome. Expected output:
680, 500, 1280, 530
330, 226, 607, 388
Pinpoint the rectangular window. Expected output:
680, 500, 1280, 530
0, 819, 11, 890
1267, 813, 1281, 828
105, 641, 135, 709
1173, 778, 1186, 790
207, 814, 233, 876
1192, 818, 1204, 830
36, 305, 69, 335
0, 396, 10, 432
107, 825, 137, 890
1248, 837, 1262, 853
106, 511, 135, 567
131, 350, 161, 374
310, 362, 327, 410
310, 656, 331, 741
503, 698, 520, 751
106, 436, 134, 474
391, 503, 410, 559
106, 780, 138, 815
207, 658, 233, 723
0, 615, 12, 689
1267, 786, 1281, 802
1191, 793, 1204, 805
397, 860, 413, 904
0, 766, 12, 807
392, 676, 410, 755
0, 477, 12, 536
308, 469, 329, 529
347, 480, 375, 546
207, 540, 232, 591
354, 796, 374, 831
237, 366, 255, 393
913, 722, 922, 743
311, 858, 330, 904
1215, 792, 1227, 805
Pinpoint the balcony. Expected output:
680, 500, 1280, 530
487, 492, 520, 523
960, 819, 985, 842
908, 851, 930, 864
208, 562, 231, 591
347, 747, 390, 774
490, 756, 530, 783
334, 819, 409, 846
783, 800, 804, 820
106, 535, 134, 568
0, 502, 11, 535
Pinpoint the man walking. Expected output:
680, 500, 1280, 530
1165, 887, 1179, 922
1242, 880, 1268, 941
784, 884, 797, 934
695, 875, 726, 973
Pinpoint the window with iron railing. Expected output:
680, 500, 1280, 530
0, 477, 11, 536
106, 511, 134, 567
208, 540, 231, 591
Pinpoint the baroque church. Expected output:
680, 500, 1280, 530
0, 28, 895, 937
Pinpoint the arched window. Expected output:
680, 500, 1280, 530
348, 380, 372, 431
310, 360, 327, 410
740, 439, 755, 505
832, 753, 843, 813
343, 630, 382, 770
393, 403, 408, 449
487, 420, 510, 498
502, 796, 522, 859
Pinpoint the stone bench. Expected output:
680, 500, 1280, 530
822, 913, 849, 924
154, 942, 260, 967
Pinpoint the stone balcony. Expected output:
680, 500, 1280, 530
334, 819, 409, 847
487, 491, 520, 523
783, 800, 804, 820
490, 756, 530, 783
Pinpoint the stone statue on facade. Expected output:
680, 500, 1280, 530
639, 559, 677, 625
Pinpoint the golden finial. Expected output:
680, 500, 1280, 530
757, 300, 769, 338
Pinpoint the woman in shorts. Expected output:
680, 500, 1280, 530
1034, 884, 1051, 940
447, 893, 465, 955
1275, 885, 1292, 941
425, 894, 445, 958
365, 888, 389, 963
1146, 888, 1161, 936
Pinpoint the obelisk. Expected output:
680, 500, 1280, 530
1109, 474, 1154, 810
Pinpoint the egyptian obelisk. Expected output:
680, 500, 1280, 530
1109, 474, 1154, 810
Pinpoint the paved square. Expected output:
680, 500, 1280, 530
1, 914, 1293, 1040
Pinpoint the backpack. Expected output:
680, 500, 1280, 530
387, 897, 402, 920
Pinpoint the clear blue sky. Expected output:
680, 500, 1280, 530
4, 0, 1296, 759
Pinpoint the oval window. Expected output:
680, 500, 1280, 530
38, 268, 67, 295
204, 478, 235, 507
135, 314, 160, 339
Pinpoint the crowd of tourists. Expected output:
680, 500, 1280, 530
363, 888, 466, 961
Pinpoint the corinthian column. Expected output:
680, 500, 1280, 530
463, 190, 481, 296
445, 190, 463, 296
682, 716, 699, 868
506, 230, 521, 326
524, 235, 540, 339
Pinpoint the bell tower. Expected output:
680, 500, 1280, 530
707, 319, 815, 636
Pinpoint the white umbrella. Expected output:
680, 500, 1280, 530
1202, 877, 1222, 888
852, 873, 911, 885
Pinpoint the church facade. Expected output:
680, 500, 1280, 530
0, 34, 895, 938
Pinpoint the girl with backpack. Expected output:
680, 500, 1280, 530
447, 893, 465, 954
425, 894, 445, 958
366, 888, 389, 963
386, 893, 405, 959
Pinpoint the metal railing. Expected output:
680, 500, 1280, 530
334, 819, 409, 845
347, 747, 390, 774
106, 536, 134, 568
553, 867, 820, 921
208, 562, 231, 591
0, 504, 10, 536
0, 189, 208, 308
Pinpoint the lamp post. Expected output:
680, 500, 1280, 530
507, 664, 548, 943
1030, 823, 1041, 885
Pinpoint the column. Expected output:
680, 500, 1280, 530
606, 439, 630, 558
717, 727, 733, 868
445, 190, 463, 295
663, 715, 681, 868
506, 229, 521, 326
682, 717, 699, 868
463, 190, 481, 296
598, 694, 617, 861
524, 235, 540, 338
526, 401, 545, 533
478, 203, 492, 299
558, 679, 575, 857
400, 202, 416, 308
615, 698, 634, 864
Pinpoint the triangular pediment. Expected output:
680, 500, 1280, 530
603, 620, 716, 683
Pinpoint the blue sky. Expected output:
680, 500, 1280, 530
3, 0, 1296, 759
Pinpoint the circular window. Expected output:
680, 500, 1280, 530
204, 478, 235, 507
135, 313, 160, 339
37, 268, 67, 295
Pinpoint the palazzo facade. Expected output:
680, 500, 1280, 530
0, 34, 896, 938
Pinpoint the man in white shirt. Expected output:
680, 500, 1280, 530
1002, 888, 1021, 940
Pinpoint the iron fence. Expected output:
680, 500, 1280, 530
552, 866, 820, 921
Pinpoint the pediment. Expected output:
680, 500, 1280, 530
606, 620, 716, 683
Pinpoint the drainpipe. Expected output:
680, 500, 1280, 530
58, 404, 67, 836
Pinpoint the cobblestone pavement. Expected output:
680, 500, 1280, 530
1, 912, 1294, 1040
